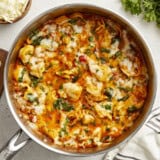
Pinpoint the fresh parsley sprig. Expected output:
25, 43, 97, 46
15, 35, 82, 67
121, 0, 160, 27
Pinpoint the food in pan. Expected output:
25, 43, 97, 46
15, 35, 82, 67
11, 12, 149, 149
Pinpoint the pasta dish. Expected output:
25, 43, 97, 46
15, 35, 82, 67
11, 12, 149, 149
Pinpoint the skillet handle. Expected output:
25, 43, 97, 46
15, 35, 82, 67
0, 48, 8, 96
0, 129, 31, 160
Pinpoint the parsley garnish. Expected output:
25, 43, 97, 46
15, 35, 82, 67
121, 0, 160, 27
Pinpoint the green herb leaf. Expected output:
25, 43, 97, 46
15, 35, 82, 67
104, 104, 112, 110
118, 95, 129, 101
111, 37, 120, 44
99, 57, 107, 64
113, 51, 122, 58
118, 87, 132, 92
100, 47, 110, 53
30, 75, 42, 87
18, 68, 26, 82
29, 29, 39, 39
121, 0, 142, 15
27, 93, 38, 103
121, 0, 160, 28
84, 48, 91, 55
84, 129, 89, 133
104, 88, 113, 100
32, 36, 44, 46
59, 118, 69, 137
72, 75, 79, 82
59, 127, 68, 137
53, 98, 74, 111
102, 135, 110, 142
88, 36, 94, 42
68, 18, 78, 25
127, 105, 138, 113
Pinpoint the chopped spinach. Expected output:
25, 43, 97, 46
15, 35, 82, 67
127, 105, 138, 113
84, 48, 91, 55
53, 98, 74, 111
115, 50, 122, 56
118, 95, 129, 101
72, 75, 79, 82
27, 93, 38, 103
104, 104, 112, 110
113, 51, 122, 58
59, 128, 68, 137
29, 29, 39, 39
102, 135, 110, 142
104, 88, 113, 100
30, 75, 42, 87
99, 57, 107, 64
118, 87, 132, 92
84, 129, 89, 133
18, 68, 26, 82
59, 118, 69, 137
31, 36, 44, 46
100, 47, 110, 53
111, 37, 120, 44
88, 36, 94, 42
68, 18, 78, 25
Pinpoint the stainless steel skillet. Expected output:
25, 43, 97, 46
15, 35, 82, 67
0, 3, 157, 160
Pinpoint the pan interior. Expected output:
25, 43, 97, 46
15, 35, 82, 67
5, 4, 156, 156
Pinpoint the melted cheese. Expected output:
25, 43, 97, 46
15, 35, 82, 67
11, 12, 149, 150
94, 101, 113, 119
73, 25, 83, 33
29, 57, 45, 78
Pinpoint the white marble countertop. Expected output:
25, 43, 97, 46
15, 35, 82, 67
0, 0, 160, 160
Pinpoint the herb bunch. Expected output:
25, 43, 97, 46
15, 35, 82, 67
121, 0, 160, 27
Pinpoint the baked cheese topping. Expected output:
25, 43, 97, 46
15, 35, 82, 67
11, 13, 149, 150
